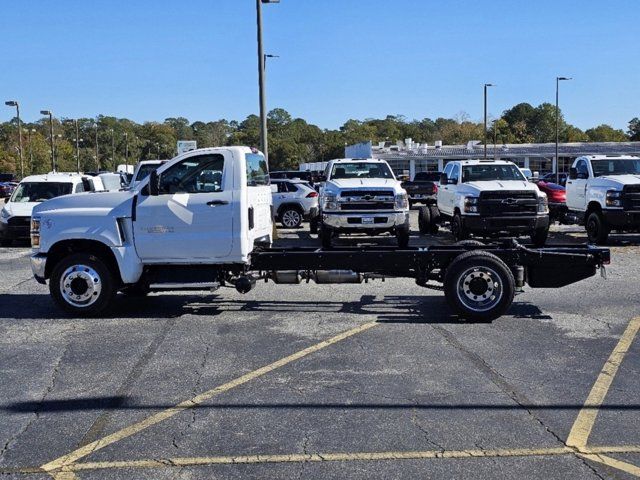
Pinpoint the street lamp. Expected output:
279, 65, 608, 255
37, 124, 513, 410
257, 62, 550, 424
63, 119, 81, 173
483, 84, 494, 159
110, 128, 116, 170
555, 76, 572, 184
256, 0, 280, 164
27, 128, 36, 174
124, 132, 129, 175
94, 121, 100, 170
40, 110, 55, 172
5, 101, 24, 177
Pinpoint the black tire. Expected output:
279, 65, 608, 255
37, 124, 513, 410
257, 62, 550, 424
417, 207, 431, 235
428, 205, 440, 234
49, 253, 117, 316
443, 250, 515, 323
320, 224, 333, 248
586, 211, 610, 245
451, 213, 470, 241
530, 226, 549, 247
396, 219, 410, 248
279, 207, 303, 228
309, 215, 319, 234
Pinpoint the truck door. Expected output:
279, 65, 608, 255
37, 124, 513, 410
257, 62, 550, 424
134, 152, 233, 261
566, 159, 589, 210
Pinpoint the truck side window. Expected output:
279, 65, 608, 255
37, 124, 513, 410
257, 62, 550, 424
576, 160, 589, 178
450, 164, 460, 183
443, 163, 453, 177
159, 154, 224, 194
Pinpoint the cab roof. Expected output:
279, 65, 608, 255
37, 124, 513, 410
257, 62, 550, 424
452, 159, 516, 166
19, 173, 85, 183
578, 155, 640, 160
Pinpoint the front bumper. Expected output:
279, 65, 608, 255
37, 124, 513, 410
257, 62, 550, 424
0, 220, 30, 241
322, 211, 408, 231
463, 214, 549, 234
602, 209, 640, 228
31, 252, 47, 284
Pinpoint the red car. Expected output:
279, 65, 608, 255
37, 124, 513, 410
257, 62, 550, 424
0, 182, 17, 198
536, 180, 566, 222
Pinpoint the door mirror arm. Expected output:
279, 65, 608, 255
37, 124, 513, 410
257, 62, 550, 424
148, 170, 160, 196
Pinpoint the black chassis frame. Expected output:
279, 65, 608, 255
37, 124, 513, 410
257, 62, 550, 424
249, 241, 609, 289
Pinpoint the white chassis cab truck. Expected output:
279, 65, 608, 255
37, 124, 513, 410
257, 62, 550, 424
318, 158, 410, 248
30, 147, 609, 322
428, 160, 550, 246
565, 155, 640, 244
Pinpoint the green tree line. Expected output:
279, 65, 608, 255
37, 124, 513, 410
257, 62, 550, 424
1, 104, 639, 176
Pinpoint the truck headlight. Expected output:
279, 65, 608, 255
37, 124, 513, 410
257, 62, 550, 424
394, 193, 409, 210
463, 196, 479, 213
30, 216, 41, 249
606, 190, 622, 207
0, 207, 9, 220
537, 195, 549, 214
323, 193, 338, 211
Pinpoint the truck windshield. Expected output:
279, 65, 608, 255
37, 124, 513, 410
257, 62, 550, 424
461, 164, 525, 182
591, 159, 640, 177
331, 163, 394, 179
246, 153, 269, 186
10, 182, 73, 203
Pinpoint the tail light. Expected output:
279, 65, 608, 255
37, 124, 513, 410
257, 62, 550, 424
432, 184, 438, 194
306, 191, 318, 198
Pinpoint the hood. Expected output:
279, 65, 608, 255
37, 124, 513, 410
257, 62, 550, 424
3, 201, 39, 218
462, 180, 539, 194
327, 178, 399, 190
596, 174, 640, 187
33, 190, 135, 217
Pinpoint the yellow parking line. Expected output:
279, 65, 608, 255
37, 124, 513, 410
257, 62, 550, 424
41, 321, 379, 473
566, 316, 640, 448
50, 445, 639, 473
579, 454, 640, 477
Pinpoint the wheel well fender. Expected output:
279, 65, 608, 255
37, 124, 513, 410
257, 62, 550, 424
586, 201, 602, 215
45, 239, 121, 283
277, 203, 304, 216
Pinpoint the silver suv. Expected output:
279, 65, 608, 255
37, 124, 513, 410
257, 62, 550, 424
271, 179, 319, 228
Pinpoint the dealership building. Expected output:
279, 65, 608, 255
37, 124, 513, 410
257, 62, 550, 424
299, 140, 640, 178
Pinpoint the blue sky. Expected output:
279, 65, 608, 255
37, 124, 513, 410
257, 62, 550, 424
2, 0, 638, 131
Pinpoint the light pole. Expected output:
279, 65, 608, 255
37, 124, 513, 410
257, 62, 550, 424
256, 0, 279, 164
483, 84, 494, 159
5, 101, 24, 177
555, 76, 572, 184
64, 119, 82, 173
52, 134, 62, 171
124, 132, 129, 175
110, 128, 115, 170
27, 128, 36, 174
94, 121, 100, 170
40, 110, 55, 172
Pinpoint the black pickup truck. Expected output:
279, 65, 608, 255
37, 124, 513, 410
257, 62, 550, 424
401, 171, 440, 207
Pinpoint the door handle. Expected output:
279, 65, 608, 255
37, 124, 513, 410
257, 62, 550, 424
207, 200, 229, 206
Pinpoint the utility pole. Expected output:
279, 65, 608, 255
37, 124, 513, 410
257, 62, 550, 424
483, 84, 494, 159
5, 101, 24, 177
40, 110, 55, 172
94, 121, 100, 170
124, 132, 129, 175
555, 77, 572, 184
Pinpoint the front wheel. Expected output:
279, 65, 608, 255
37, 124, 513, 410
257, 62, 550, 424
396, 220, 410, 248
50, 253, 117, 316
451, 214, 469, 241
586, 211, 610, 245
530, 226, 549, 247
417, 207, 431, 235
443, 251, 515, 322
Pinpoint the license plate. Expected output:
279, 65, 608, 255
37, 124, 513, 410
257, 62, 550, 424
362, 217, 374, 224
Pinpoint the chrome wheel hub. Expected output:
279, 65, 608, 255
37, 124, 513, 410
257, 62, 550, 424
282, 210, 301, 227
456, 266, 503, 312
59, 264, 102, 307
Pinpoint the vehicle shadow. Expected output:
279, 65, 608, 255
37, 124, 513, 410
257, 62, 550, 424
0, 293, 547, 324
549, 226, 640, 247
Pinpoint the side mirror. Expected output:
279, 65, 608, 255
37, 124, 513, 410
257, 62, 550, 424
440, 173, 448, 184
148, 170, 160, 196
568, 168, 578, 180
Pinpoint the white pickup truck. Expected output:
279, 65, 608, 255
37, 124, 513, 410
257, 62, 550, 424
430, 160, 550, 246
565, 155, 640, 244
318, 158, 410, 248
29, 146, 610, 322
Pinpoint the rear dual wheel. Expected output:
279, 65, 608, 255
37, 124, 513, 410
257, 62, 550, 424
443, 251, 515, 322
417, 206, 440, 235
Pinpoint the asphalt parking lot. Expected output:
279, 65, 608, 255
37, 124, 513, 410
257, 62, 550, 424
0, 212, 638, 479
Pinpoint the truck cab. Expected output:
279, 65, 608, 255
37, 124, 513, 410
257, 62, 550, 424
318, 158, 410, 248
434, 160, 549, 246
565, 155, 640, 244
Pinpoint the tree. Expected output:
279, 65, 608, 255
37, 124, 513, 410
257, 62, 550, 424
585, 124, 629, 142
628, 118, 640, 141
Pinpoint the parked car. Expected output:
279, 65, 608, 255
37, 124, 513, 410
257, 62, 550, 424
564, 155, 640, 244
317, 158, 410, 247
0, 173, 90, 246
0, 173, 16, 183
424, 159, 549, 246
271, 179, 319, 228
401, 171, 440, 207
535, 180, 567, 222
0, 182, 18, 198
541, 172, 568, 187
